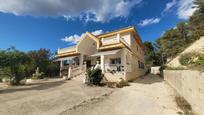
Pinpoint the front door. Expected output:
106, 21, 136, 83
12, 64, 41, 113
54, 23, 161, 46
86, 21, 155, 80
86, 60, 91, 68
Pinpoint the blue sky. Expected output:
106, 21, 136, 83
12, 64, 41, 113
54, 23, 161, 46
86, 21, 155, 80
0, 0, 196, 52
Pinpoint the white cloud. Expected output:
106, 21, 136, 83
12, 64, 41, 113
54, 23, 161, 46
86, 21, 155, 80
91, 30, 103, 36
61, 34, 81, 43
61, 30, 103, 43
177, 0, 197, 20
0, 0, 142, 22
163, 0, 177, 13
138, 18, 160, 27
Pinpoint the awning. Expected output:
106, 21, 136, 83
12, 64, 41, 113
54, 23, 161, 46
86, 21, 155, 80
54, 56, 77, 62
91, 49, 121, 57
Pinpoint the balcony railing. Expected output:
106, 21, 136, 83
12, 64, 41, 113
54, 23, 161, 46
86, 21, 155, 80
58, 46, 76, 54
105, 64, 124, 74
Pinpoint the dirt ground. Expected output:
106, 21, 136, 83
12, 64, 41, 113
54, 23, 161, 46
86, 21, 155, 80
0, 74, 181, 115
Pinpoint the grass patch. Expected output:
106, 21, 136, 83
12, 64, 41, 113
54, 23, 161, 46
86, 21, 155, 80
175, 96, 196, 115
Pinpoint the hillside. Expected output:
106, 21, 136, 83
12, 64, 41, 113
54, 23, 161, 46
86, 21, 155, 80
144, 0, 204, 68
167, 36, 204, 67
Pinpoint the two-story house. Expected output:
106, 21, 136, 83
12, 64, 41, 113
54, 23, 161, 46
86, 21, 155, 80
56, 26, 145, 82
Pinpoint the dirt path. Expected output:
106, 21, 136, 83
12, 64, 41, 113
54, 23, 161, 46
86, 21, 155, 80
61, 74, 181, 115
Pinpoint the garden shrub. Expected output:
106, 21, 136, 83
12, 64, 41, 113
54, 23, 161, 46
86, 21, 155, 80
193, 53, 204, 66
87, 68, 103, 86
191, 53, 204, 71
0, 68, 10, 82
179, 53, 197, 65
179, 52, 204, 72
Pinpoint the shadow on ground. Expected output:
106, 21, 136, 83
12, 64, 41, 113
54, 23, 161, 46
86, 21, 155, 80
132, 74, 164, 84
0, 80, 66, 94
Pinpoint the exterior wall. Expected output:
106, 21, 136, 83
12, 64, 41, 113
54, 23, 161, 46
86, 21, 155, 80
121, 33, 131, 47
130, 33, 144, 61
77, 36, 97, 55
125, 51, 145, 81
124, 33, 145, 81
164, 70, 204, 115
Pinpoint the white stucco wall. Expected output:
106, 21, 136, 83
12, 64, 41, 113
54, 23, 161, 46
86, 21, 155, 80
164, 70, 204, 115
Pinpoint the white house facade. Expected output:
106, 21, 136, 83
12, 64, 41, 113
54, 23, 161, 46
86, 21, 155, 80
55, 26, 145, 82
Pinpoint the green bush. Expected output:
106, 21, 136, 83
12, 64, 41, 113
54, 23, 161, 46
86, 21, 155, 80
179, 53, 196, 65
193, 53, 204, 66
179, 52, 204, 72
87, 69, 103, 86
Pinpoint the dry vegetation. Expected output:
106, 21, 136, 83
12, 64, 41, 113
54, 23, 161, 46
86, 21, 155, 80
175, 96, 196, 115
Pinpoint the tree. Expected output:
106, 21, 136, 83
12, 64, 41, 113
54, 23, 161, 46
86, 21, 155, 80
0, 47, 60, 85
0, 47, 31, 85
27, 48, 59, 77
144, 41, 161, 68
155, 0, 204, 64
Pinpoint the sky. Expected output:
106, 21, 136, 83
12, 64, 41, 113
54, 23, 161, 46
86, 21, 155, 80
0, 0, 196, 52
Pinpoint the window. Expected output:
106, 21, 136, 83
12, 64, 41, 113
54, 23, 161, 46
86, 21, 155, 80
138, 61, 144, 69
110, 58, 121, 65
63, 60, 69, 66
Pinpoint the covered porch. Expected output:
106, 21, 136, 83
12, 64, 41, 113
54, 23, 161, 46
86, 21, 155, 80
90, 49, 125, 74
57, 48, 126, 77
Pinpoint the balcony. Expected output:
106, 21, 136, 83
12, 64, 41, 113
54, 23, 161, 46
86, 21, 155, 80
57, 46, 76, 54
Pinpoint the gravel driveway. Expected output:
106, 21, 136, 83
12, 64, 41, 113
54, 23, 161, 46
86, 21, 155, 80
0, 77, 114, 115
0, 74, 181, 115
62, 74, 181, 115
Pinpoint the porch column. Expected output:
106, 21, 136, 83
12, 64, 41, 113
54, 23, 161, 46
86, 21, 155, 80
80, 54, 84, 72
117, 33, 120, 42
60, 60, 63, 77
100, 55, 105, 73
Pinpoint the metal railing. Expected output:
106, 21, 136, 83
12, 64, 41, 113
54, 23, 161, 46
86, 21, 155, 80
105, 64, 124, 74
58, 46, 76, 54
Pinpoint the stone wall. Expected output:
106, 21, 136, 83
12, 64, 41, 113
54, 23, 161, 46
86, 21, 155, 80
164, 70, 204, 115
